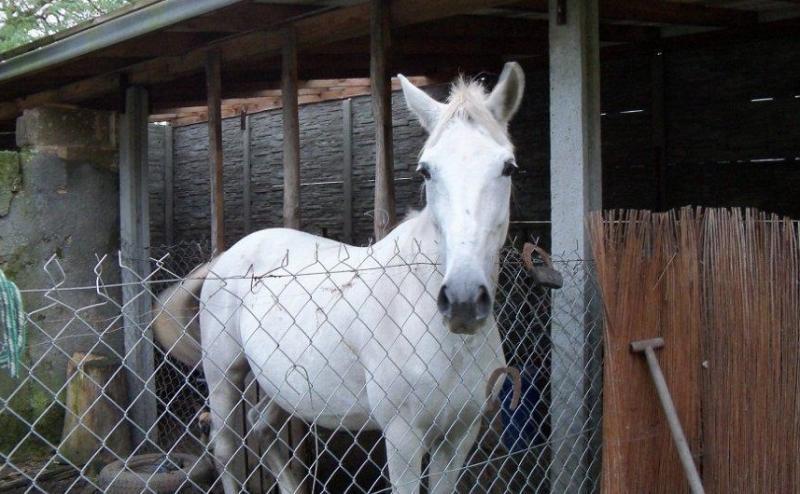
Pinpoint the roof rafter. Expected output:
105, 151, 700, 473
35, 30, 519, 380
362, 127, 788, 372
512, 0, 758, 27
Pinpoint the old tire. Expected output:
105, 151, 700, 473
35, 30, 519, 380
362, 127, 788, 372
97, 453, 214, 493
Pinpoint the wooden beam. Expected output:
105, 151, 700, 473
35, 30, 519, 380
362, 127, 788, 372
149, 76, 441, 126
0, 73, 120, 122
404, 14, 659, 43
371, 0, 396, 240
320, 33, 549, 55
0, 0, 519, 125
282, 27, 301, 231
119, 86, 157, 449
513, 0, 757, 26
99, 32, 219, 57
169, 3, 313, 33
206, 49, 225, 253
602, 0, 757, 26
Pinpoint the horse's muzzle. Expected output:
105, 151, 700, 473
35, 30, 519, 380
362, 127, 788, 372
437, 282, 492, 334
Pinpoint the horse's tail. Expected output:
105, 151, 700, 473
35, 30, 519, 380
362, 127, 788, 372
152, 260, 215, 369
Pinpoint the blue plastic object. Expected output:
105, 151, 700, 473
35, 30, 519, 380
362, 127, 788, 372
499, 370, 545, 452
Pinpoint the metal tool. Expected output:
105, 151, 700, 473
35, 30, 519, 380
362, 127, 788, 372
630, 337, 705, 494
522, 243, 563, 289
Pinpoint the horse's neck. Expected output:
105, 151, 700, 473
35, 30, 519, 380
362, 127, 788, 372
373, 208, 439, 261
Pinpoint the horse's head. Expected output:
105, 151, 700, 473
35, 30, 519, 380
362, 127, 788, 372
399, 62, 525, 335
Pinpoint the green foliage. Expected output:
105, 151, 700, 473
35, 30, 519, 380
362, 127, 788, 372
0, 0, 132, 53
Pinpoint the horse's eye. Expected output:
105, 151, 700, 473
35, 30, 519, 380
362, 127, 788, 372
418, 163, 432, 180
502, 159, 517, 177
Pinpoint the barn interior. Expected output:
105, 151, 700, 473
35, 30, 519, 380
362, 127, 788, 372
0, 1, 799, 492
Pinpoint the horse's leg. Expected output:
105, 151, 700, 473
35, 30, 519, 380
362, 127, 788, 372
426, 420, 481, 494
247, 395, 303, 494
384, 420, 425, 494
205, 354, 248, 494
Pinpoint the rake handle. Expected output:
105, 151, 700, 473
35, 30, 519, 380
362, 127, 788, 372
634, 342, 705, 494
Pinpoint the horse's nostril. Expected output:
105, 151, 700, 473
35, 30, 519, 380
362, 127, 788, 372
437, 285, 451, 315
475, 285, 491, 319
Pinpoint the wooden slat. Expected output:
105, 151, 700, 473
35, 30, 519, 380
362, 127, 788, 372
342, 98, 353, 244
371, 0, 396, 241
242, 113, 252, 234
164, 124, 174, 246
282, 27, 301, 231
206, 50, 225, 253
150, 76, 441, 126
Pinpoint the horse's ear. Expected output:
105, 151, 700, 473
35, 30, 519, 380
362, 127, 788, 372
399, 74, 443, 133
487, 62, 525, 124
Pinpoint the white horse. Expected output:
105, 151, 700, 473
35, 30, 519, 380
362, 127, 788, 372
155, 62, 525, 494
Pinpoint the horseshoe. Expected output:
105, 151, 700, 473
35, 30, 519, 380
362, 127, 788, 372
486, 366, 522, 411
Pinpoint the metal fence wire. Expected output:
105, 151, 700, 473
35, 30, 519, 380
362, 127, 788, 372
1, 242, 601, 494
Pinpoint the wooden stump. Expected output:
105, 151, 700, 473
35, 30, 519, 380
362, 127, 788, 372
58, 353, 132, 468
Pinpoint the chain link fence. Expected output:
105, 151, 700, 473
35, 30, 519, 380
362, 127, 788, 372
0, 241, 601, 493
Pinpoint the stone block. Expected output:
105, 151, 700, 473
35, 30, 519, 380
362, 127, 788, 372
16, 106, 118, 170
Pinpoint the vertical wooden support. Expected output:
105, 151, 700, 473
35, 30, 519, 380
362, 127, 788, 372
652, 49, 667, 211
206, 49, 225, 252
548, 0, 602, 492
282, 27, 301, 230
164, 124, 174, 246
282, 26, 309, 493
370, 0, 396, 240
242, 113, 252, 234
120, 86, 157, 448
342, 98, 354, 244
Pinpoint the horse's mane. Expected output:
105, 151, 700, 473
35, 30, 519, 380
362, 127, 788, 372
424, 76, 512, 151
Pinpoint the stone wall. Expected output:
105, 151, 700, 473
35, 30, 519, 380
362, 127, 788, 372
0, 107, 122, 455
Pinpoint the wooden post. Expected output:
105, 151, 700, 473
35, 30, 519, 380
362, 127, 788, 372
206, 49, 225, 252
164, 124, 174, 246
370, 0, 396, 240
652, 49, 667, 211
242, 113, 252, 234
282, 27, 301, 230
120, 85, 157, 448
548, 0, 602, 492
282, 26, 309, 493
342, 98, 353, 244
58, 353, 131, 468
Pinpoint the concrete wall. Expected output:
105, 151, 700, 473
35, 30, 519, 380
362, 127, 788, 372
151, 75, 554, 249
0, 108, 122, 456
152, 36, 800, 251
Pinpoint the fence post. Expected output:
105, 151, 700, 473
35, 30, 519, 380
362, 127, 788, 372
370, 0, 396, 240
548, 0, 602, 492
206, 49, 225, 253
282, 27, 301, 230
342, 98, 353, 244
120, 85, 157, 448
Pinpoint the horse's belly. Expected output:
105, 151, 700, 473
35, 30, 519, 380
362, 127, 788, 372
242, 317, 377, 430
